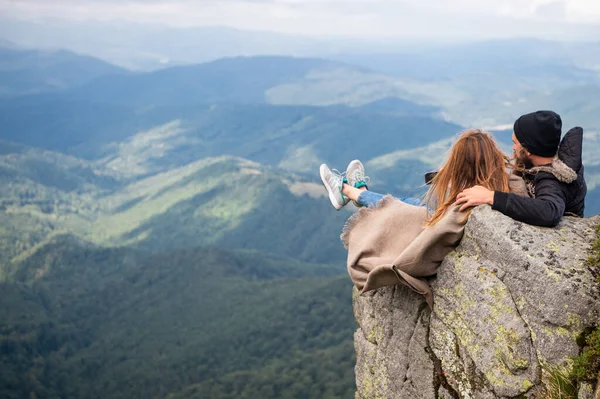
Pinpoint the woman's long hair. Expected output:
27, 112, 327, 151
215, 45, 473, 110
424, 129, 510, 226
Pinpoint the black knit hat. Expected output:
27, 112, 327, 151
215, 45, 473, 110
513, 111, 562, 157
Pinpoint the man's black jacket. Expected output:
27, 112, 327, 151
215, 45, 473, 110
492, 127, 587, 227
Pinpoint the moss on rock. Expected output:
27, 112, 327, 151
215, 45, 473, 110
572, 327, 600, 382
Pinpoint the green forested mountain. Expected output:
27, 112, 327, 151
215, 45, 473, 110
0, 139, 118, 276
0, 143, 354, 278
1, 237, 355, 399
0, 47, 126, 97
89, 156, 351, 264
358, 96, 440, 117
0, 97, 454, 162
0, 97, 149, 156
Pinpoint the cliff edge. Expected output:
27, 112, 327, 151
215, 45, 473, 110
353, 206, 600, 399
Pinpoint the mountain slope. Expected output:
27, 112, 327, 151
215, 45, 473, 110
0, 54, 447, 119
0, 141, 353, 273
333, 41, 600, 128
0, 97, 146, 156
95, 104, 457, 175
514, 85, 600, 130
64, 56, 344, 106
0, 47, 126, 97
0, 140, 119, 277
90, 156, 350, 264
1, 238, 355, 399
0, 98, 461, 169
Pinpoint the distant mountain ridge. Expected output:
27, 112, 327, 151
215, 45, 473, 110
2, 18, 600, 70
62, 56, 346, 106
334, 39, 600, 79
0, 46, 127, 97
0, 18, 336, 70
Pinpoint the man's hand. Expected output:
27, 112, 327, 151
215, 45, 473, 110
455, 186, 494, 212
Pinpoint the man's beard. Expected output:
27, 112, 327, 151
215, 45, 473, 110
514, 147, 534, 170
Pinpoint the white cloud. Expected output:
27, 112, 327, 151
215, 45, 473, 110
534, 1, 567, 20
1, 0, 599, 39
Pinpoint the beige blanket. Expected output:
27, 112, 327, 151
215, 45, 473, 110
341, 176, 528, 307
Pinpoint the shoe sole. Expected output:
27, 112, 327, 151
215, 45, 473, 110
320, 164, 343, 210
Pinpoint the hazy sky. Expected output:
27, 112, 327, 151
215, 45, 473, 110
1, 0, 600, 39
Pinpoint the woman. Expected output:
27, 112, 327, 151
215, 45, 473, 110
319, 129, 526, 307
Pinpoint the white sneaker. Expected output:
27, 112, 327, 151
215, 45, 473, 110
319, 164, 348, 210
346, 160, 369, 189
346, 160, 369, 207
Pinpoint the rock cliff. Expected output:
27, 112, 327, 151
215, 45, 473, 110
353, 206, 600, 399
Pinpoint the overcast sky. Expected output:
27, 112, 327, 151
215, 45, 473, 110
1, 0, 600, 39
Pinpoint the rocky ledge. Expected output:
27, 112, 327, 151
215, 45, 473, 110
353, 206, 600, 399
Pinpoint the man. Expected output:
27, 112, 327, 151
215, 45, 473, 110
456, 110, 586, 227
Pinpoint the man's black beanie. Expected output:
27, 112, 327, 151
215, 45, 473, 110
513, 110, 562, 157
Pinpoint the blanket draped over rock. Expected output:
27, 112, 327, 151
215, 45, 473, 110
341, 196, 466, 307
341, 176, 528, 307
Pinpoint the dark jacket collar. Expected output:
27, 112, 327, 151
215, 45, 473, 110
525, 127, 583, 184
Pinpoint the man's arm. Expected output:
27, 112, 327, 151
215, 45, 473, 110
456, 176, 568, 227
492, 177, 567, 227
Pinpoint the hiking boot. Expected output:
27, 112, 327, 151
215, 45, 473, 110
346, 160, 369, 206
319, 164, 348, 210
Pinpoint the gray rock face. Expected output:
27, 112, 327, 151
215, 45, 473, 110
579, 382, 594, 399
353, 206, 600, 399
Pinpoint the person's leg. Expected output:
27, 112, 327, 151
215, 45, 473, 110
342, 184, 423, 208
342, 184, 372, 206
320, 160, 425, 210
356, 190, 386, 207
343, 184, 388, 207
398, 197, 423, 207
345, 159, 423, 207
